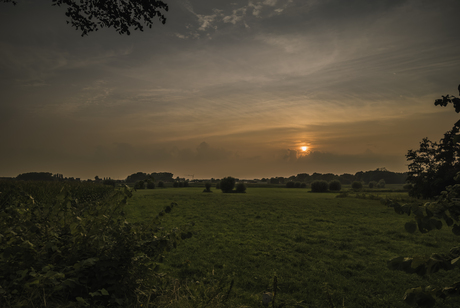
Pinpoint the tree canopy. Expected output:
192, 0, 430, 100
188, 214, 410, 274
406, 85, 460, 199
1, 0, 168, 36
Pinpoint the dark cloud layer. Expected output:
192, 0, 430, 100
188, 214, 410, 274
1, 0, 459, 179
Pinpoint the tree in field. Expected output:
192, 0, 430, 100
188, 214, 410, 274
220, 177, 236, 193
351, 181, 363, 191
1, 0, 168, 36
406, 85, 460, 199
310, 180, 328, 192
385, 85, 460, 307
328, 180, 342, 192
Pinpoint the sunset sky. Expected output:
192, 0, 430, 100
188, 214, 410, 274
1, 0, 459, 180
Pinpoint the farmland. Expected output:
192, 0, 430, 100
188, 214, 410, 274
126, 186, 459, 307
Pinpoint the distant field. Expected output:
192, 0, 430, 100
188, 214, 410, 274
126, 187, 459, 307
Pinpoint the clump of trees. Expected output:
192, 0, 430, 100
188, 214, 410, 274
235, 183, 247, 193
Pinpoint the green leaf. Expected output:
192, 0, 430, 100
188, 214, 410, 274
100, 288, 109, 296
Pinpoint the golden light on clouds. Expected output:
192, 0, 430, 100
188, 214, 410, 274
301, 146, 308, 152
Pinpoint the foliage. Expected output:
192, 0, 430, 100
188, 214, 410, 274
369, 181, 378, 188
300, 183, 307, 188
310, 180, 329, 192
384, 174, 460, 307
103, 179, 116, 187
1, 0, 169, 36
406, 124, 460, 199
294, 182, 301, 188
146, 180, 155, 189
328, 180, 342, 192
0, 181, 191, 307
235, 183, 247, 193
406, 85, 460, 199
216, 182, 221, 190
286, 181, 295, 188
134, 180, 145, 190
173, 181, 179, 188
205, 183, 212, 191
351, 181, 363, 191
378, 179, 386, 188
220, 177, 236, 193
158, 181, 165, 188
16, 172, 55, 181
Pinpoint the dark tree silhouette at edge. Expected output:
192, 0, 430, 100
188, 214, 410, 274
1, 0, 168, 36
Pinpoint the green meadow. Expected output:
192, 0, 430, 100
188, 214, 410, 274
126, 186, 459, 307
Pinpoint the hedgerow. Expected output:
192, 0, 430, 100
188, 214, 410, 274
0, 181, 191, 307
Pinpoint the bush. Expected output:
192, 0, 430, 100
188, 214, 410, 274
203, 182, 212, 193
329, 180, 342, 191
352, 181, 363, 191
235, 183, 246, 193
310, 180, 329, 192
369, 181, 377, 188
216, 182, 221, 189
300, 183, 307, 188
0, 181, 191, 307
294, 182, 301, 188
173, 181, 179, 188
377, 179, 386, 188
158, 181, 165, 188
220, 177, 236, 193
286, 181, 295, 188
135, 180, 145, 190
146, 180, 155, 189
184, 181, 189, 187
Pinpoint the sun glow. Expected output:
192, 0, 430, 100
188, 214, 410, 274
301, 146, 308, 152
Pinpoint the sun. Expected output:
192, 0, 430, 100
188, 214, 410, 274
301, 146, 308, 152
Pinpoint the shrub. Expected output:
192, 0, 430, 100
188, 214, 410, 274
179, 182, 184, 187
235, 183, 246, 193
173, 181, 179, 188
183, 181, 189, 187
286, 181, 295, 188
300, 183, 307, 188
0, 181, 191, 307
146, 180, 155, 189
310, 180, 329, 192
329, 180, 342, 191
203, 182, 212, 193
216, 182, 221, 189
158, 181, 165, 188
352, 181, 363, 191
369, 181, 377, 188
220, 177, 236, 193
377, 179, 386, 188
135, 180, 145, 189
294, 182, 301, 188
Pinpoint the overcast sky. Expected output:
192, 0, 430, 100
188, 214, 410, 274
1, 0, 459, 180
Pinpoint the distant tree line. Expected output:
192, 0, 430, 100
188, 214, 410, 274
125, 172, 174, 183
264, 168, 407, 185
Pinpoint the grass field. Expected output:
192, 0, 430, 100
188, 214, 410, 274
126, 187, 459, 307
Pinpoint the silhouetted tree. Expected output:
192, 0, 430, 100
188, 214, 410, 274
406, 85, 460, 199
1, 0, 168, 36
220, 177, 236, 193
